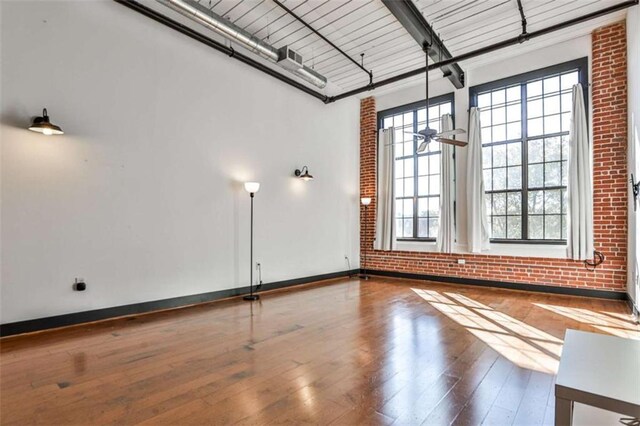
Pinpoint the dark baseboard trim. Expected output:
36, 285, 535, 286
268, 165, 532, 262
364, 269, 628, 300
0, 269, 359, 337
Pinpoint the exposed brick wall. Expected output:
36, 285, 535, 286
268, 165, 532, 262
359, 22, 628, 293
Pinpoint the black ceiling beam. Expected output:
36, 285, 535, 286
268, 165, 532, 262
271, 0, 373, 83
326, 0, 638, 103
381, 0, 464, 89
113, 0, 329, 103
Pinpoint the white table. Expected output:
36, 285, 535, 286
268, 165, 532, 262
555, 330, 640, 426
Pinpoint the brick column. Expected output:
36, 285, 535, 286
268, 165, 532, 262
360, 97, 377, 265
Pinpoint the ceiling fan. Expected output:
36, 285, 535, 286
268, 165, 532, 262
394, 43, 468, 152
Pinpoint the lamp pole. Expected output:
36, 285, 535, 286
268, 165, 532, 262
243, 182, 260, 301
360, 197, 371, 280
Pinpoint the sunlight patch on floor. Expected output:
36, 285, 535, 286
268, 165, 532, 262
533, 303, 640, 340
412, 289, 560, 374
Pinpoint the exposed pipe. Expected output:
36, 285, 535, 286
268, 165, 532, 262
157, 0, 327, 88
325, 0, 638, 103
271, 0, 373, 82
113, 0, 329, 102
516, 0, 528, 42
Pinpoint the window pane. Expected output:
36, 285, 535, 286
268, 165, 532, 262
429, 155, 440, 175
395, 199, 403, 217
528, 164, 543, 188
493, 144, 506, 167
561, 112, 571, 132
396, 219, 403, 238
481, 127, 492, 143
528, 99, 543, 118
544, 95, 560, 115
429, 176, 440, 195
478, 93, 491, 108
481, 109, 492, 126
429, 218, 439, 238
528, 190, 544, 214
543, 76, 560, 94
527, 80, 542, 98
484, 169, 492, 190
483, 146, 492, 168
493, 167, 507, 190
418, 176, 428, 196
492, 89, 506, 104
492, 217, 506, 239
404, 158, 414, 176
492, 107, 506, 124
428, 197, 439, 216
418, 218, 428, 237
383, 117, 393, 128
506, 86, 521, 102
403, 219, 413, 238
545, 215, 561, 239
545, 162, 561, 187
528, 118, 543, 136
562, 215, 568, 239
404, 177, 414, 197
529, 216, 543, 239
492, 192, 507, 215
403, 112, 413, 125
418, 156, 428, 175
528, 139, 543, 163
545, 189, 562, 214
561, 92, 572, 112
507, 143, 521, 165
493, 124, 506, 142
403, 199, 413, 217
440, 103, 451, 116
545, 137, 561, 161
507, 192, 522, 214
544, 114, 561, 134
561, 160, 568, 186
507, 103, 521, 122
417, 108, 426, 123
507, 216, 522, 239
418, 198, 428, 217
507, 166, 522, 189
561, 72, 578, 90
507, 122, 521, 140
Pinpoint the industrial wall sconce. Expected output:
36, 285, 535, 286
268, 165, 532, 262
29, 108, 64, 135
294, 166, 314, 181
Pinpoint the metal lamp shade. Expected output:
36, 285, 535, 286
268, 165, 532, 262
29, 109, 64, 136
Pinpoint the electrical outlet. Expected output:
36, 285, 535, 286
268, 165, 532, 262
457, 259, 466, 265
73, 278, 86, 291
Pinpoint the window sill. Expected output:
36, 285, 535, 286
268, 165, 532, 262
393, 240, 569, 259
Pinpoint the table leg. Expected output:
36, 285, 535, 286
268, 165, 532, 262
555, 397, 574, 426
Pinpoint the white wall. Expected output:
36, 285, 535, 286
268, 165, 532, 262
0, 1, 360, 323
374, 36, 592, 259
628, 5, 639, 310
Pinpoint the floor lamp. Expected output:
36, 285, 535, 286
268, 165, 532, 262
360, 197, 371, 280
244, 182, 260, 301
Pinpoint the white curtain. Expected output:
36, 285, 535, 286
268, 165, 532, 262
466, 107, 491, 252
374, 128, 396, 251
436, 114, 455, 253
567, 84, 594, 260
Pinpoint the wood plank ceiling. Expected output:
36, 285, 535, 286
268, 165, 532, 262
183, 0, 624, 94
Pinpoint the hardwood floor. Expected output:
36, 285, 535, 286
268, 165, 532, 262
1, 277, 637, 425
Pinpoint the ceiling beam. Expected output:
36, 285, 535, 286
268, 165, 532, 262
381, 0, 465, 89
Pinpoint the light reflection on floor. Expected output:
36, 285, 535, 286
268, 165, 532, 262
533, 303, 640, 340
413, 289, 563, 374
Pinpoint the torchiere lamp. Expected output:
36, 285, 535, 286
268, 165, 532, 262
244, 182, 261, 301
360, 197, 371, 280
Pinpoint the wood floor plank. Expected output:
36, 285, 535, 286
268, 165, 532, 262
1, 277, 637, 425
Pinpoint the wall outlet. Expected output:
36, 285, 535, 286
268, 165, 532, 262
73, 278, 86, 291
457, 259, 466, 265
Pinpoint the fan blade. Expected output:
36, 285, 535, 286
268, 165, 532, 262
435, 137, 468, 147
417, 140, 429, 153
436, 128, 466, 137
404, 131, 426, 139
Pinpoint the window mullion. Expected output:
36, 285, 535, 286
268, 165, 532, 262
413, 109, 419, 238
521, 83, 529, 240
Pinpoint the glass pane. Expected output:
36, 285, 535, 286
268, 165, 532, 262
429, 176, 439, 195
492, 216, 506, 239
396, 219, 403, 238
429, 218, 439, 238
507, 216, 522, 239
544, 114, 561, 134
404, 158, 414, 176
418, 218, 428, 237
418, 176, 428, 196
543, 76, 560, 94
561, 92, 572, 112
561, 160, 568, 186
395, 199, 403, 217
383, 117, 393, 128
561, 112, 571, 132
544, 95, 560, 115
492, 107, 506, 125
492, 89, 506, 104
545, 215, 561, 239
403, 219, 413, 238
418, 198, 428, 217
493, 144, 506, 167
529, 216, 543, 239
545, 162, 561, 186
395, 179, 403, 197
493, 167, 507, 190
528, 118, 543, 137
484, 169, 492, 190
403, 142, 413, 157
478, 93, 491, 108
562, 214, 568, 239
440, 103, 451, 116
404, 177, 414, 197
493, 124, 506, 142
428, 106, 439, 120
506, 86, 521, 102
562, 189, 568, 214
561, 136, 570, 160
507, 103, 521, 122
418, 156, 428, 175
393, 114, 403, 128
528, 164, 543, 188
528, 99, 543, 118
507, 166, 522, 189
417, 108, 426, 123
507, 192, 522, 214
492, 192, 507, 215
528, 139, 543, 163
528, 190, 544, 213
545, 189, 562, 214
527, 80, 542, 98
403, 199, 413, 217
507, 143, 521, 165
485, 193, 492, 216
545, 137, 561, 162
403, 112, 413, 125
507, 122, 521, 140
395, 159, 404, 176
481, 127, 492, 143
429, 155, 440, 175
480, 109, 492, 127
561, 72, 578, 90
483, 146, 492, 168
429, 197, 439, 216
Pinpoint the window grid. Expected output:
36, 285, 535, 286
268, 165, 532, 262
475, 65, 583, 243
380, 96, 454, 240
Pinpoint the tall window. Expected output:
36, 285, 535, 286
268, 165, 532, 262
470, 58, 588, 243
378, 94, 454, 240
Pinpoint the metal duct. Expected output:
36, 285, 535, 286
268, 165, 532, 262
157, 0, 327, 89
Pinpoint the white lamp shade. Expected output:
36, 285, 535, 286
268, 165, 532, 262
244, 182, 260, 193
361, 197, 372, 206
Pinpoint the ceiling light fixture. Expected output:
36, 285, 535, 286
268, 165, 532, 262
28, 108, 64, 136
